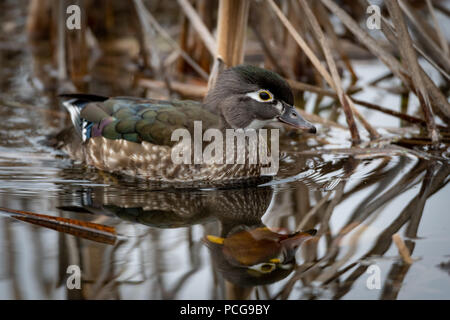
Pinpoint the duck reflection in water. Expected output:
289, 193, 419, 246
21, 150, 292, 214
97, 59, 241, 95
59, 183, 316, 294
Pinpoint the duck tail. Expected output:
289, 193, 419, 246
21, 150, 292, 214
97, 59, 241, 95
59, 93, 108, 138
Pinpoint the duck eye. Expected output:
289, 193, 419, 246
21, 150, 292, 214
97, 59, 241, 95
260, 263, 275, 272
248, 262, 276, 274
258, 90, 272, 101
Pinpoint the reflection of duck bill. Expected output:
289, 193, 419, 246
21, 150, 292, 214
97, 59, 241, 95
279, 229, 317, 251
204, 227, 316, 286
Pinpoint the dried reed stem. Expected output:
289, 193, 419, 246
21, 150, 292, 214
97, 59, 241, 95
425, 0, 449, 56
392, 233, 413, 264
0, 207, 116, 245
269, 0, 367, 143
288, 79, 447, 130
216, 0, 250, 66
299, 0, 363, 143
66, 0, 88, 89
55, 0, 67, 80
267, 0, 333, 85
177, 0, 216, 56
386, 0, 439, 143
399, 0, 450, 73
326, 0, 450, 127
360, 0, 450, 122
134, 0, 209, 80
26, 0, 51, 40
138, 78, 208, 98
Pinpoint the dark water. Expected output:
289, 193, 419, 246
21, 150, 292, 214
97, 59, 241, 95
1, 1, 449, 300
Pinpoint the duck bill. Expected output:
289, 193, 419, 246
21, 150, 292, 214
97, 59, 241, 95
280, 230, 316, 250
277, 102, 316, 133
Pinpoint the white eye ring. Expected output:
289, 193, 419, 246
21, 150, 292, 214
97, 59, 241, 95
246, 89, 274, 102
248, 262, 276, 274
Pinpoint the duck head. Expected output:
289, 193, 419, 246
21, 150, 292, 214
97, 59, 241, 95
204, 65, 317, 133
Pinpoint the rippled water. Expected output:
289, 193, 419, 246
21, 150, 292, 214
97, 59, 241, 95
1, 1, 449, 300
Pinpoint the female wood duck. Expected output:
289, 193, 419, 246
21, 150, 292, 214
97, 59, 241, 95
58, 65, 316, 187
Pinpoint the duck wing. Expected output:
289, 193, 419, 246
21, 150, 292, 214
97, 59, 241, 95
60, 94, 220, 147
